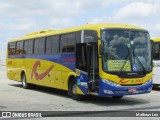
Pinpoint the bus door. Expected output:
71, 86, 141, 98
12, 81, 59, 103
87, 43, 99, 92
76, 43, 88, 95
76, 43, 99, 95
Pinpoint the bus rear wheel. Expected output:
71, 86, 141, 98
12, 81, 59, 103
68, 79, 84, 100
21, 73, 32, 89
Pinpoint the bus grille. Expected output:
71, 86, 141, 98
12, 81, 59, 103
120, 83, 143, 86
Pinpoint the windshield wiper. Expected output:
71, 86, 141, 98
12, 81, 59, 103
117, 54, 130, 76
117, 46, 130, 76
118, 46, 147, 76
132, 48, 146, 74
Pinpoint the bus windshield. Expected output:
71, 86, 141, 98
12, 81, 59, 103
101, 30, 152, 73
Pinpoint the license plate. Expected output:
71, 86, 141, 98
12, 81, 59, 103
128, 88, 137, 92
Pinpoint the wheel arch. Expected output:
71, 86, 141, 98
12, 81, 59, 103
68, 76, 76, 90
67, 72, 76, 90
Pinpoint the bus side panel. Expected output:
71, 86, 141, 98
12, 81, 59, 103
24, 59, 55, 87
7, 58, 22, 82
23, 58, 74, 90
7, 53, 76, 91
15, 58, 24, 81
153, 60, 160, 84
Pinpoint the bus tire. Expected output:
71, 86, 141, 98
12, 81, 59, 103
21, 73, 31, 89
112, 96, 123, 99
68, 79, 84, 100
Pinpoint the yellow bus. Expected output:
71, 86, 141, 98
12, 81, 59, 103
6, 24, 153, 100
151, 38, 160, 87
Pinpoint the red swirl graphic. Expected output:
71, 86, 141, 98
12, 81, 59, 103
31, 61, 54, 80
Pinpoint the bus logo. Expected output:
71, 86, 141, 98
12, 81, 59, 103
119, 79, 129, 84
31, 61, 54, 80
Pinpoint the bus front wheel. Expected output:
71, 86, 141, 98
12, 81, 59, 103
68, 79, 84, 100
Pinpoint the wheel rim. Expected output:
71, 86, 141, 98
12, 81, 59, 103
72, 84, 76, 94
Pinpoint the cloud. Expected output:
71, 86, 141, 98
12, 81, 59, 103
50, 18, 74, 29
0, 0, 160, 62
0, 0, 116, 18
114, 1, 160, 37
1, 0, 159, 38
0, 0, 120, 40
152, 23, 160, 37
116, 2, 159, 20
0, 0, 119, 62
88, 1, 160, 37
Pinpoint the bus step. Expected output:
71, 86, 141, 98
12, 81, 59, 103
89, 91, 99, 96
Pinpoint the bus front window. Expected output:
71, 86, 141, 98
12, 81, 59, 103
101, 30, 152, 74
131, 31, 152, 72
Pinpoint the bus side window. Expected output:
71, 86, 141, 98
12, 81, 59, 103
46, 35, 59, 54
8, 42, 16, 55
60, 33, 76, 53
39, 37, 45, 54
67, 33, 76, 52
28, 39, 34, 55
46, 36, 52, 54
84, 30, 98, 43
34, 39, 39, 54
16, 41, 23, 55
60, 34, 68, 53
76, 31, 81, 43
52, 36, 59, 54
24, 40, 28, 54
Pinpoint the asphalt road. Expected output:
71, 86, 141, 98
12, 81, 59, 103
0, 65, 160, 119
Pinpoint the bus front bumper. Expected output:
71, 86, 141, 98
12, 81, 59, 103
98, 78, 152, 97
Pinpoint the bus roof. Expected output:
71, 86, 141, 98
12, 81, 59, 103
151, 37, 160, 43
8, 23, 146, 42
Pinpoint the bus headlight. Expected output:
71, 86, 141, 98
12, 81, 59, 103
143, 78, 152, 85
102, 79, 120, 87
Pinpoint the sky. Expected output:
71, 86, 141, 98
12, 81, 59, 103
0, 0, 160, 62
